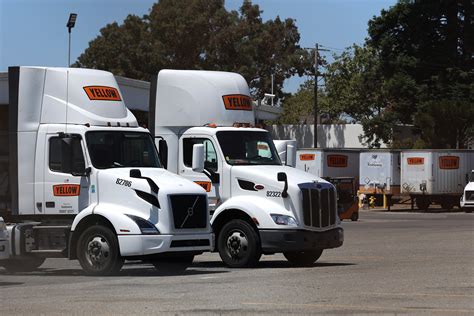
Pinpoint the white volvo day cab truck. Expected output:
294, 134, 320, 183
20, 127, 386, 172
0, 67, 213, 275
148, 70, 343, 267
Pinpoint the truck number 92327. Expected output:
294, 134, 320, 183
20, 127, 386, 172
266, 191, 282, 197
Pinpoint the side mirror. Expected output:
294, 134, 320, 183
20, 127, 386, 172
285, 144, 296, 167
277, 172, 288, 198
158, 139, 168, 169
192, 144, 205, 173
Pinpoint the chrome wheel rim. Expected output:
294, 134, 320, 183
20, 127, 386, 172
85, 235, 111, 270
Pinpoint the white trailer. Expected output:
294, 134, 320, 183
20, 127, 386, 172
359, 150, 401, 195
148, 70, 343, 268
401, 150, 474, 210
0, 67, 213, 275
295, 149, 360, 182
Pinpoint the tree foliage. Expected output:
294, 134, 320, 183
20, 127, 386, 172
322, 0, 473, 148
75, 0, 311, 99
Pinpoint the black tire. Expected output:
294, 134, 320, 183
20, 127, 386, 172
351, 212, 359, 221
217, 219, 262, 268
1, 257, 45, 273
416, 197, 430, 211
283, 249, 323, 267
440, 200, 453, 211
465, 209, 472, 213
152, 255, 194, 275
76, 225, 123, 276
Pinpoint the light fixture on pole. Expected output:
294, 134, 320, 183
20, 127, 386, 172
67, 13, 77, 67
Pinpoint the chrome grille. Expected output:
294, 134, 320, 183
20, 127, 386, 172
300, 182, 337, 228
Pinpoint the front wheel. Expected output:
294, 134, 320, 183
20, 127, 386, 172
284, 250, 323, 267
1, 257, 45, 273
152, 255, 194, 275
218, 219, 262, 268
77, 225, 124, 276
351, 212, 359, 221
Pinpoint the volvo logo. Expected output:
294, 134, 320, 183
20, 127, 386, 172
180, 196, 200, 228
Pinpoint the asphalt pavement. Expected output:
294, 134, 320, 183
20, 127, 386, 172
1, 211, 473, 315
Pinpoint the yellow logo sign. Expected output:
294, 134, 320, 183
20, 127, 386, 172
83, 86, 122, 101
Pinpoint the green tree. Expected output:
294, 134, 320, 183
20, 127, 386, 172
322, 0, 473, 148
75, 0, 311, 99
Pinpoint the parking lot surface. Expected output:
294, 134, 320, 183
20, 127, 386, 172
1, 211, 473, 315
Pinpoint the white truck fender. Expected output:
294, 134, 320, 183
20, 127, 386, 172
71, 203, 142, 235
211, 195, 293, 229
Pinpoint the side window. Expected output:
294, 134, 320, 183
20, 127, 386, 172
49, 136, 85, 174
183, 138, 218, 172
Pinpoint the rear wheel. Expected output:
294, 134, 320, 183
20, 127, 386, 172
440, 200, 454, 211
284, 250, 323, 267
1, 257, 45, 273
351, 212, 359, 221
152, 255, 194, 275
77, 225, 123, 276
416, 197, 430, 211
218, 219, 261, 268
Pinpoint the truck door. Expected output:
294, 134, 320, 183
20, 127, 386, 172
179, 137, 221, 215
43, 133, 90, 215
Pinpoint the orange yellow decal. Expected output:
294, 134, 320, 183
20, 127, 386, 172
407, 157, 424, 165
327, 155, 348, 168
439, 156, 459, 169
222, 94, 252, 111
83, 86, 122, 101
194, 181, 211, 192
299, 153, 315, 161
53, 184, 81, 196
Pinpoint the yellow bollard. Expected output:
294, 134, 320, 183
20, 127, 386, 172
383, 194, 387, 209
369, 196, 376, 208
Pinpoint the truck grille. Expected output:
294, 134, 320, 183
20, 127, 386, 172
169, 194, 207, 229
299, 182, 337, 228
466, 191, 474, 201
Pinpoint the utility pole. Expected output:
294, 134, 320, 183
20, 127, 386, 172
313, 43, 329, 148
67, 13, 77, 67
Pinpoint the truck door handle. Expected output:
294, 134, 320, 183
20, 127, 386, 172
45, 202, 55, 208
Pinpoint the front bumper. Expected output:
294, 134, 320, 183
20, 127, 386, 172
118, 232, 214, 257
260, 227, 344, 253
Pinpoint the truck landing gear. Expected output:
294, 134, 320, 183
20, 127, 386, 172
218, 219, 262, 268
0, 256, 45, 273
77, 225, 124, 276
283, 249, 323, 267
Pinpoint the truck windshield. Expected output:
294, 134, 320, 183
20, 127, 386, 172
216, 131, 281, 166
86, 131, 161, 169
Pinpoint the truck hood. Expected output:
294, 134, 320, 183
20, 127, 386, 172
98, 167, 206, 196
231, 165, 330, 189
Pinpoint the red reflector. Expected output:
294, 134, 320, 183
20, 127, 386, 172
254, 184, 265, 190
120, 229, 130, 233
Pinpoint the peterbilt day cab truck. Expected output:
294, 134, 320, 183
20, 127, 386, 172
0, 66, 213, 275
148, 70, 343, 267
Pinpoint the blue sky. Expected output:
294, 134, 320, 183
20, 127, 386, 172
0, 0, 396, 92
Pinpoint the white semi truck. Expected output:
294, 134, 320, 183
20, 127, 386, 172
148, 70, 343, 267
0, 66, 213, 275
460, 170, 474, 213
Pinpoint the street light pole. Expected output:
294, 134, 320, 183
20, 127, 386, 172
311, 43, 329, 148
67, 13, 77, 67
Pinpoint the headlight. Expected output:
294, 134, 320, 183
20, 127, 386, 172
0, 218, 6, 231
270, 214, 298, 226
125, 214, 160, 235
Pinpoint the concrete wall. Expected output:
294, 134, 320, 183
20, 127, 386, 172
269, 124, 386, 149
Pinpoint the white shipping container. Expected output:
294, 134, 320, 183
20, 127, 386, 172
359, 150, 401, 194
401, 150, 474, 195
296, 149, 360, 181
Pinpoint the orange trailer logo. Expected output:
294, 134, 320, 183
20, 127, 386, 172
327, 155, 348, 168
83, 86, 122, 101
53, 184, 81, 196
299, 154, 315, 161
439, 156, 459, 169
407, 157, 424, 165
222, 94, 252, 111
194, 181, 211, 192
